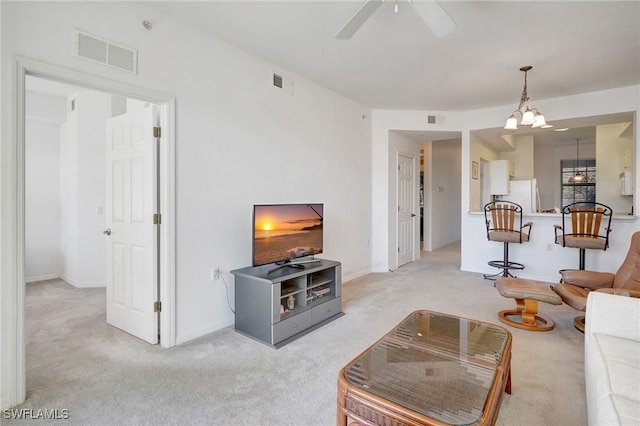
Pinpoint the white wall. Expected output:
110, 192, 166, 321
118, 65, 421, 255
25, 93, 62, 282
500, 135, 534, 180
0, 1, 373, 367
596, 123, 634, 214
422, 138, 462, 251
58, 101, 79, 284
59, 91, 110, 287
76, 91, 109, 286
469, 136, 499, 212
430, 139, 462, 249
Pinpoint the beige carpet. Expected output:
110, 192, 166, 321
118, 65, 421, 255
9, 242, 587, 425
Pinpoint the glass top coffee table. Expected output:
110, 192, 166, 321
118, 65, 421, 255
337, 310, 512, 426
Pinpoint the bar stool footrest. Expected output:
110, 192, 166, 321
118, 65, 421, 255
488, 260, 525, 270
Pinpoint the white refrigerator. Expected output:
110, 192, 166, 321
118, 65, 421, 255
505, 179, 539, 213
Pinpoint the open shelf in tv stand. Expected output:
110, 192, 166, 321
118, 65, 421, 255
231, 259, 343, 348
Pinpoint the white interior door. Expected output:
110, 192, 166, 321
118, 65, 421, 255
398, 153, 416, 267
105, 105, 158, 344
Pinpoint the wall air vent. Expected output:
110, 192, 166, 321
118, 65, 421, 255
427, 115, 446, 125
74, 30, 138, 74
272, 71, 293, 95
273, 73, 283, 89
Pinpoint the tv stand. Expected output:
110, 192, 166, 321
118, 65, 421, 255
231, 259, 343, 348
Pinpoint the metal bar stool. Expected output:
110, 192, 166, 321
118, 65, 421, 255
483, 201, 532, 280
554, 202, 612, 270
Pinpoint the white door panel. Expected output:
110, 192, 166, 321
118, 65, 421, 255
398, 154, 416, 267
105, 105, 158, 344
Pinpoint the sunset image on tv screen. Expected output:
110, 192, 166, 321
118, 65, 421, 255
253, 204, 323, 266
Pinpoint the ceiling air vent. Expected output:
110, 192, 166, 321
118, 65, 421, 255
272, 71, 293, 95
74, 30, 138, 74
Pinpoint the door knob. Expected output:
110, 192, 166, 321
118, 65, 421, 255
103, 228, 112, 236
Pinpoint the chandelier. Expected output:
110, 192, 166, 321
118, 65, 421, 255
569, 138, 586, 183
504, 66, 548, 130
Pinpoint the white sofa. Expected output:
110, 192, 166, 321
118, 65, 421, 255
584, 292, 640, 425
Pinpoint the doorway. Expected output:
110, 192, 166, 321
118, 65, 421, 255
394, 134, 462, 259
4, 56, 176, 408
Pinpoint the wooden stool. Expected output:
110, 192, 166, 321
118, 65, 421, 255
495, 277, 562, 332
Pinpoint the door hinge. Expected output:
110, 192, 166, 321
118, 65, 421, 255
153, 213, 161, 225
153, 127, 161, 138
154, 301, 161, 312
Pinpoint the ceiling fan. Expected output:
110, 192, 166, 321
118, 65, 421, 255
335, 0, 457, 40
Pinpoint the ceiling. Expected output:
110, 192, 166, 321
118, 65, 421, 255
142, 1, 640, 112
29, 1, 640, 146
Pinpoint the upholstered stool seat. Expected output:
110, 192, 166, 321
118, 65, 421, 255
496, 277, 562, 331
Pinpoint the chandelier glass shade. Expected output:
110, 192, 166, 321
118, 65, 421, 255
504, 66, 547, 130
569, 172, 586, 183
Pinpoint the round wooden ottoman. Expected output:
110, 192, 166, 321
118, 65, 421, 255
495, 277, 562, 331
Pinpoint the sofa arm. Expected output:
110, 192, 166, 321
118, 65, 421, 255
560, 269, 615, 290
595, 288, 640, 298
585, 292, 640, 342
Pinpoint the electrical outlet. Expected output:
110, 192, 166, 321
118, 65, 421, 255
546, 243, 553, 251
211, 267, 221, 281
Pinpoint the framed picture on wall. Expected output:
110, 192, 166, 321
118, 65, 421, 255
472, 161, 479, 180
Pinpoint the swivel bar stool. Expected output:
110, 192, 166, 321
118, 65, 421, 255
483, 201, 532, 280
554, 201, 612, 270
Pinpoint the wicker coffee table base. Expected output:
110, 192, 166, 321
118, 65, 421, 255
337, 359, 511, 426
337, 311, 512, 426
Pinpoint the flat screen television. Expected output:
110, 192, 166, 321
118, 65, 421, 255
252, 203, 323, 267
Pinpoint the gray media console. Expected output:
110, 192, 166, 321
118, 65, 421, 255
231, 259, 343, 348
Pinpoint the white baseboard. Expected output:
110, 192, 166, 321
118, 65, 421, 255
342, 268, 372, 283
175, 319, 234, 346
59, 273, 106, 288
72, 281, 106, 288
25, 273, 59, 283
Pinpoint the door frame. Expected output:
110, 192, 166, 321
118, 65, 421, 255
2, 56, 176, 408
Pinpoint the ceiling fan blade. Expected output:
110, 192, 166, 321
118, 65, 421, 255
410, 0, 457, 38
335, 0, 383, 40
